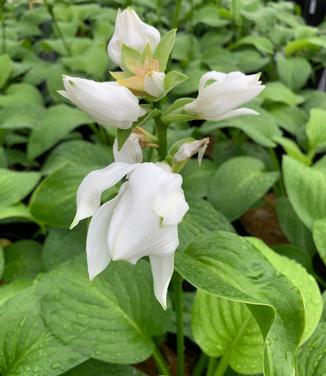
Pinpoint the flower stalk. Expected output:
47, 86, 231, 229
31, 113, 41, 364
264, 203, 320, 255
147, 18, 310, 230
173, 272, 185, 376
43, 0, 71, 56
155, 116, 168, 160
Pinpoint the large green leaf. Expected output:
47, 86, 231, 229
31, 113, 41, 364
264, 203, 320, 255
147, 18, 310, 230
3, 240, 43, 282
295, 323, 326, 375
179, 195, 234, 251
42, 224, 87, 270
0, 83, 43, 107
283, 156, 326, 229
28, 105, 93, 159
305, 109, 326, 153
0, 168, 40, 208
0, 280, 32, 306
267, 104, 307, 135
42, 140, 112, 175
0, 204, 36, 223
36, 256, 169, 364
248, 237, 322, 345
276, 197, 315, 256
261, 82, 304, 106
312, 217, 326, 265
0, 55, 12, 89
192, 291, 264, 374
276, 56, 312, 91
175, 231, 306, 376
62, 359, 145, 376
208, 157, 279, 221
201, 109, 282, 148
233, 35, 274, 54
30, 165, 87, 228
0, 288, 86, 376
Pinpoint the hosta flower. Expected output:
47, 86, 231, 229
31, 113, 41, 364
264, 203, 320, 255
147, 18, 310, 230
59, 76, 145, 129
108, 8, 160, 67
71, 136, 189, 309
184, 71, 265, 121
144, 71, 165, 97
113, 132, 143, 164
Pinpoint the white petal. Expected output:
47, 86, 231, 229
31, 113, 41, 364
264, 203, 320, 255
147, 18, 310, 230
144, 71, 165, 98
152, 174, 189, 226
61, 76, 143, 129
150, 254, 174, 309
71, 162, 137, 228
107, 8, 160, 67
86, 198, 117, 280
212, 107, 259, 121
198, 71, 226, 93
113, 133, 143, 164
107, 163, 182, 261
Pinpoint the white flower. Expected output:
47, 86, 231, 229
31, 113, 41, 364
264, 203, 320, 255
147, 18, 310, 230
71, 155, 189, 309
144, 71, 165, 98
113, 132, 143, 164
184, 71, 265, 121
108, 8, 161, 67
59, 76, 145, 129
174, 138, 209, 166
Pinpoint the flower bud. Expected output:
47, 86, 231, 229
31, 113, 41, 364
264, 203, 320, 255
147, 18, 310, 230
144, 71, 165, 98
184, 71, 265, 121
107, 8, 160, 67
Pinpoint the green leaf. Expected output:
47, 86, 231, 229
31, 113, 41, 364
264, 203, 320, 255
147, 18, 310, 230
3, 240, 43, 282
0, 54, 12, 89
182, 159, 216, 198
175, 231, 306, 376
275, 136, 310, 164
0, 204, 36, 223
192, 6, 230, 27
192, 292, 264, 374
277, 56, 312, 91
0, 83, 43, 107
0, 168, 40, 208
120, 44, 143, 72
232, 35, 274, 54
0, 288, 86, 376
312, 217, 326, 265
295, 323, 326, 375
261, 82, 304, 106
285, 37, 326, 55
42, 224, 87, 270
248, 237, 322, 345
28, 105, 93, 159
42, 140, 112, 175
160, 70, 187, 98
116, 128, 132, 150
62, 359, 145, 376
283, 156, 326, 229
233, 49, 270, 73
201, 109, 282, 148
303, 90, 326, 113
306, 109, 326, 152
0, 280, 32, 306
153, 29, 176, 72
36, 256, 169, 364
276, 197, 315, 256
179, 194, 234, 251
30, 165, 87, 228
208, 157, 279, 221
267, 103, 307, 135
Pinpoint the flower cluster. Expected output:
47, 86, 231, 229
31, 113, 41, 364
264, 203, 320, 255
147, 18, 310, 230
60, 8, 264, 308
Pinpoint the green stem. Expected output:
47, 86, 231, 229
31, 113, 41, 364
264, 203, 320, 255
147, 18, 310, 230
173, 272, 184, 376
155, 116, 168, 160
152, 346, 171, 376
213, 354, 229, 376
192, 352, 208, 376
172, 0, 182, 28
206, 357, 217, 376
44, 0, 71, 56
